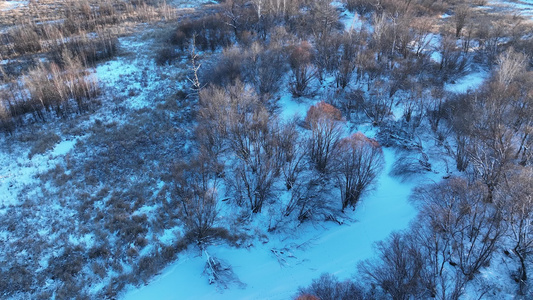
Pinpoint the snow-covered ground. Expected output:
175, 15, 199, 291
445, 69, 489, 94
0, 0, 528, 298
0, 136, 77, 207
125, 149, 430, 300
121, 2, 500, 299
96, 36, 184, 111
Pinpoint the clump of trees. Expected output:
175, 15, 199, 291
195, 82, 282, 214
189, 83, 386, 222
300, 174, 521, 299
357, 177, 507, 298
297, 24, 532, 297
300, 45, 533, 295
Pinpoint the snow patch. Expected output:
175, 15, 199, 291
123, 149, 421, 300
0, 1, 28, 11
444, 70, 489, 94
51, 139, 76, 157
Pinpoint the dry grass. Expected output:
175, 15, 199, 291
27, 131, 61, 158
0, 0, 184, 132
0, 100, 195, 297
0, 2, 201, 297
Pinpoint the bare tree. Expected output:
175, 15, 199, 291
335, 30, 366, 89
222, 83, 281, 213
410, 222, 468, 300
495, 48, 528, 88
305, 101, 344, 173
411, 17, 435, 57
412, 178, 504, 280
196, 85, 235, 158
362, 81, 395, 125
314, 33, 342, 83
370, 12, 395, 65
173, 153, 222, 246
308, 0, 340, 82
278, 120, 307, 190
197, 82, 283, 214
243, 43, 288, 97
283, 175, 328, 222
453, 5, 471, 38
498, 166, 533, 294
334, 133, 385, 211
437, 33, 468, 81
288, 41, 317, 97
401, 83, 427, 129
296, 273, 367, 300
359, 232, 426, 300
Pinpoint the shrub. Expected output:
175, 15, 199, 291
390, 152, 431, 180
173, 14, 233, 52
88, 244, 111, 259
305, 102, 344, 173
174, 155, 221, 242
200, 46, 245, 87
296, 273, 367, 300
288, 41, 317, 97
245, 45, 288, 97
155, 47, 178, 65
49, 245, 85, 283
9, 25, 42, 55
334, 133, 385, 211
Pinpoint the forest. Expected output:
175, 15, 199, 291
0, 0, 532, 299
